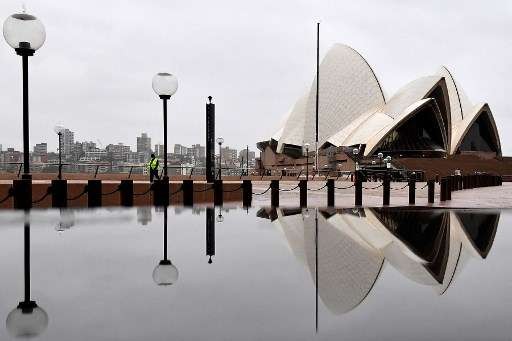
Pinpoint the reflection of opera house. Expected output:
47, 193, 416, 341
258, 207, 499, 315
257, 44, 510, 177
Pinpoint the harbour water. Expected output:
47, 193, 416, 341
0, 206, 510, 340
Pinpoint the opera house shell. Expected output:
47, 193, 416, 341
258, 44, 501, 168
259, 207, 499, 315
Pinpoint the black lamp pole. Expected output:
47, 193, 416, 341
57, 132, 62, 180
218, 142, 222, 180
24, 213, 31, 303
160, 95, 170, 179
16, 45, 34, 180
163, 206, 168, 261
306, 146, 309, 180
246, 145, 249, 176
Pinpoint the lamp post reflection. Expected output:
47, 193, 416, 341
152, 206, 179, 286
206, 207, 215, 264
6, 211, 48, 338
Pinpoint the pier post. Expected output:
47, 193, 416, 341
87, 179, 102, 207
383, 173, 390, 206
242, 180, 252, 208
447, 176, 452, 200
51, 179, 67, 208
354, 171, 362, 206
299, 180, 307, 208
428, 180, 435, 203
214, 180, 223, 206
182, 180, 194, 207
440, 177, 447, 201
408, 174, 416, 205
13, 179, 32, 209
153, 178, 169, 206
327, 179, 334, 207
270, 180, 279, 207
120, 180, 133, 207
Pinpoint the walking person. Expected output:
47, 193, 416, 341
148, 154, 160, 183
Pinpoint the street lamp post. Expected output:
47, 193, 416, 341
6, 211, 48, 338
152, 73, 178, 180
353, 148, 360, 171
216, 137, 224, 180
3, 10, 46, 180
54, 125, 64, 179
153, 206, 179, 286
304, 143, 310, 180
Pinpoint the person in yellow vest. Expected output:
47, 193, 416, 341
148, 154, 160, 183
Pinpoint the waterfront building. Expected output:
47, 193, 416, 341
258, 44, 502, 177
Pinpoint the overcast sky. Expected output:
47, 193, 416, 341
0, 0, 511, 154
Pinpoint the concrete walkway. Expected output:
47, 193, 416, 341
251, 181, 512, 208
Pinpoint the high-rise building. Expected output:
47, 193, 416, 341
137, 133, 152, 154
220, 146, 238, 163
154, 144, 165, 157
106, 143, 131, 161
190, 144, 206, 158
62, 128, 75, 158
174, 144, 187, 155
33, 143, 47, 155
238, 149, 256, 164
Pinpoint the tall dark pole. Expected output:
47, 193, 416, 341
206, 207, 215, 264
163, 206, 168, 260
246, 145, 249, 176
315, 208, 318, 333
24, 211, 30, 303
162, 97, 169, 179
218, 143, 222, 180
58, 132, 62, 180
22, 54, 30, 179
206, 97, 215, 182
315, 22, 320, 172
306, 147, 309, 180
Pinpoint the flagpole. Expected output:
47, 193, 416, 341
315, 22, 320, 172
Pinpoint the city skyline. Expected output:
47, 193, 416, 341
0, 1, 510, 154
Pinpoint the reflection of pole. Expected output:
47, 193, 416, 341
163, 206, 168, 260
315, 208, 318, 333
24, 211, 30, 303
206, 207, 215, 264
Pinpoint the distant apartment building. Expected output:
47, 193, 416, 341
33, 143, 47, 156
238, 149, 256, 164
190, 144, 206, 158
174, 144, 187, 155
61, 128, 75, 158
81, 149, 107, 161
137, 133, 152, 153
106, 143, 131, 162
220, 146, 238, 163
33, 143, 48, 163
154, 144, 165, 157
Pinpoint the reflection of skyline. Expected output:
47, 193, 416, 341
261, 207, 499, 316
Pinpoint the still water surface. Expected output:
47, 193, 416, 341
0, 206, 510, 340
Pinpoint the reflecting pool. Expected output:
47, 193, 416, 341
0, 206, 510, 340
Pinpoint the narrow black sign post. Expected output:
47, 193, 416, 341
206, 96, 215, 183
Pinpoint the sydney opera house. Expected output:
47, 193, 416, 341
257, 44, 508, 177
258, 207, 499, 315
